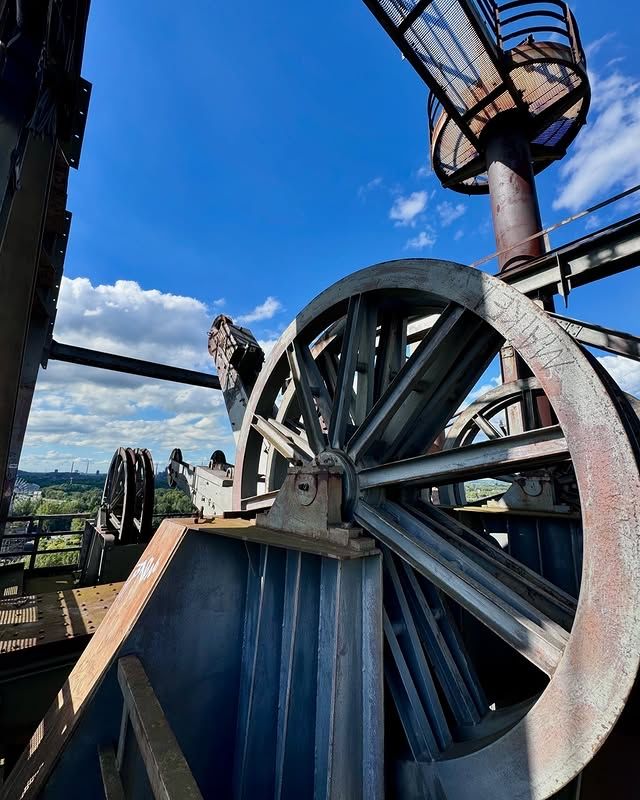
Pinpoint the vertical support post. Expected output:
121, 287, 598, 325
29, 517, 42, 571
486, 115, 554, 431
486, 116, 545, 275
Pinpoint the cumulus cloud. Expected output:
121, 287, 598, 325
554, 57, 640, 212
237, 296, 283, 324
437, 201, 466, 227
390, 191, 428, 226
53, 277, 213, 367
405, 230, 436, 250
20, 277, 240, 473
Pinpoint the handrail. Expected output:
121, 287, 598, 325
1, 511, 92, 570
6, 512, 94, 522
1, 510, 192, 572
496, 0, 583, 61
113, 656, 204, 800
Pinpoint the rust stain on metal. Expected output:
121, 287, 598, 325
0, 583, 122, 654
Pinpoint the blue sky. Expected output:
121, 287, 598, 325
20, 0, 640, 472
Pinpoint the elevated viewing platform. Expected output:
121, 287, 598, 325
364, 0, 589, 193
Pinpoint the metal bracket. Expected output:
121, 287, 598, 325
257, 465, 375, 552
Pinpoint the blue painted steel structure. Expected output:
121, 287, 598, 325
12, 522, 383, 800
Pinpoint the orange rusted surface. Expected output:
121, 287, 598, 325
0, 583, 122, 655
0, 519, 189, 800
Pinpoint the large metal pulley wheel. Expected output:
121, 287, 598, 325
233, 260, 640, 799
132, 448, 155, 541
101, 447, 135, 539
101, 447, 154, 543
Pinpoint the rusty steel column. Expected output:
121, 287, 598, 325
485, 115, 554, 430
486, 114, 545, 274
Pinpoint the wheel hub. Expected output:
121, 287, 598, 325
314, 448, 358, 520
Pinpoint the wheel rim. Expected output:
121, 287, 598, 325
439, 377, 547, 507
132, 448, 155, 542
101, 447, 135, 540
233, 259, 640, 799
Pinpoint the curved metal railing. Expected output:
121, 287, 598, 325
428, 0, 585, 141
496, 1, 585, 63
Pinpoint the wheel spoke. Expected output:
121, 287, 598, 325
297, 340, 333, 428
268, 418, 314, 460
110, 487, 125, 506
251, 414, 313, 463
407, 501, 576, 627
392, 552, 487, 725
355, 499, 569, 676
348, 304, 466, 462
383, 610, 439, 760
286, 341, 327, 454
359, 426, 569, 489
384, 551, 455, 744
391, 322, 504, 461
329, 295, 369, 449
349, 304, 502, 463
473, 412, 504, 439
373, 313, 407, 400
353, 304, 378, 426
317, 349, 339, 396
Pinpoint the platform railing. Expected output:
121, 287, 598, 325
98, 655, 204, 800
427, 0, 585, 143
1, 512, 94, 571
1, 511, 190, 573
496, 0, 584, 62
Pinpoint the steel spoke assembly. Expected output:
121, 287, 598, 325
99, 447, 155, 544
232, 260, 640, 799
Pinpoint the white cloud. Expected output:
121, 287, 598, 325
358, 176, 384, 198
406, 230, 436, 250
437, 201, 466, 227
53, 277, 212, 365
20, 277, 235, 473
454, 229, 464, 241
416, 165, 431, 179
584, 213, 602, 232
554, 64, 640, 212
390, 191, 428, 226
237, 296, 283, 324
598, 355, 640, 396
585, 32, 615, 60
257, 338, 279, 355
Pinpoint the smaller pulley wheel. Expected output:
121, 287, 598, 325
132, 448, 155, 542
167, 448, 183, 488
101, 447, 135, 541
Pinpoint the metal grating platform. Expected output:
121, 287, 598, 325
364, 0, 590, 192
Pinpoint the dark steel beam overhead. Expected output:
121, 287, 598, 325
549, 314, 640, 361
48, 340, 221, 390
504, 214, 640, 298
